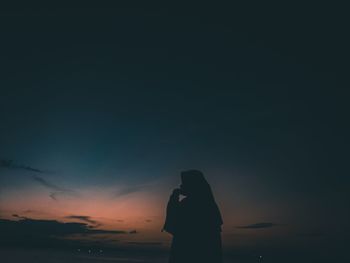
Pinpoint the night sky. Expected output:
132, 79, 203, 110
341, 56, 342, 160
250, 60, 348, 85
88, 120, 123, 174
0, 4, 349, 262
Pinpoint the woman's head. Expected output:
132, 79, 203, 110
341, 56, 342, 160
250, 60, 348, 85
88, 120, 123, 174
180, 170, 214, 199
179, 170, 223, 228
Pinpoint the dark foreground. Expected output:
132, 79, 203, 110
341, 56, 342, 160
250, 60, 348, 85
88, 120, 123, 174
0, 248, 344, 263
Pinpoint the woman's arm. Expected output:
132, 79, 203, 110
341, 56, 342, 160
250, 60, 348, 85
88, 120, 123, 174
162, 189, 181, 235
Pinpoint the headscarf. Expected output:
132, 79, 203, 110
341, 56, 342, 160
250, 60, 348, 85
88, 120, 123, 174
180, 170, 223, 230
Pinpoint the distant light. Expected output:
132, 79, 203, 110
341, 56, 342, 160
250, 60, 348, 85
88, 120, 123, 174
88, 250, 91, 253
99, 249, 103, 253
77, 249, 81, 252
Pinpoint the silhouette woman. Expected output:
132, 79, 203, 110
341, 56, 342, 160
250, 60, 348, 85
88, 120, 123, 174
163, 170, 223, 263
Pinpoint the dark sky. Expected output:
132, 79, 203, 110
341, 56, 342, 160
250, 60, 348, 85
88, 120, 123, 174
0, 3, 349, 261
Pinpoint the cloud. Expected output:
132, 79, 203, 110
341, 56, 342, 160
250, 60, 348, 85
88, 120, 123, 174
0, 159, 44, 173
114, 184, 146, 197
0, 217, 127, 248
0, 159, 74, 201
113, 180, 159, 198
236, 222, 279, 229
31, 175, 78, 200
12, 214, 28, 220
65, 215, 99, 226
49, 192, 59, 201
112, 176, 165, 199
32, 175, 66, 191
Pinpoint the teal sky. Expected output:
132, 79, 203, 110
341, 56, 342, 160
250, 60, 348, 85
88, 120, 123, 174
0, 4, 349, 262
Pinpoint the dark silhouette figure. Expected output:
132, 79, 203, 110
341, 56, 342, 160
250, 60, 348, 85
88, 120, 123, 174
163, 170, 223, 263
